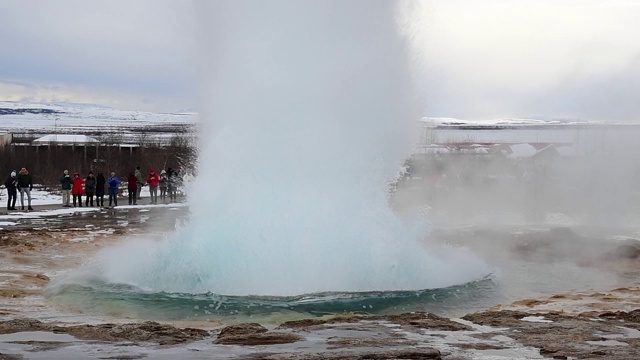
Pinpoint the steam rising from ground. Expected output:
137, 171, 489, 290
397, 127, 640, 228
88, 0, 487, 296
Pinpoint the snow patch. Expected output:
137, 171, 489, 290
521, 316, 553, 323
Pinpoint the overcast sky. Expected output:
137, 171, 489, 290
0, 0, 639, 121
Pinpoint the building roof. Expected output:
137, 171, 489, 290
508, 143, 539, 158
32, 134, 99, 144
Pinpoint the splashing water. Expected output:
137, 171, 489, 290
76, 0, 487, 297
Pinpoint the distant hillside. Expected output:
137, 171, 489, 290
0, 101, 197, 134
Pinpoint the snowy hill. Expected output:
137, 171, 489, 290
420, 117, 594, 128
0, 101, 197, 134
1, 100, 606, 134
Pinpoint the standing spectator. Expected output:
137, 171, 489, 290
4, 170, 18, 210
107, 171, 120, 207
17, 167, 33, 211
95, 172, 106, 207
167, 167, 177, 202
159, 169, 168, 203
134, 166, 144, 200
146, 168, 160, 204
84, 171, 96, 207
71, 172, 84, 207
127, 172, 138, 205
60, 169, 72, 207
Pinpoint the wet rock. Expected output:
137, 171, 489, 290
374, 312, 472, 331
278, 314, 365, 330
454, 343, 506, 350
241, 349, 441, 360
218, 323, 268, 337
277, 318, 330, 329
354, 350, 441, 359
0, 289, 40, 298
327, 336, 418, 349
511, 299, 550, 307
463, 310, 640, 359
8, 340, 70, 352
279, 312, 470, 331
462, 310, 531, 327
0, 238, 22, 247
215, 332, 301, 345
598, 309, 640, 323
34, 274, 49, 282
539, 346, 563, 355
64, 321, 210, 345
0, 319, 49, 333
215, 322, 301, 345
0, 319, 209, 345
0, 352, 23, 360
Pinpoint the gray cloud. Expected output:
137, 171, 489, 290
1, 0, 639, 119
414, 0, 640, 121
524, 53, 640, 121
0, 0, 196, 111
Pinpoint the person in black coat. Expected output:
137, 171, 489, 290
127, 172, 138, 205
4, 170, 18, 210
16, 167, 33, 211
95, 172, 106, 207
84, 171, 97, 207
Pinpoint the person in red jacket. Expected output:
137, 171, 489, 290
146, 168, 160, 204
71, 171, 84, 207
127, 172, 138, 205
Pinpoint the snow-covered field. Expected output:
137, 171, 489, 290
0, 186, 186, 228
421, 116, 596, 127
0, 101, 196, 134
3, 100, 637, 143
0, 187, 61, 206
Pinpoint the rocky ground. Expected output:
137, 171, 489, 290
1, 206, 640, 359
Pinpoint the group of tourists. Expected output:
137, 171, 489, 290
3, 167, 34, 211
59, 170, 105, 207
59, 166, 182, 208
3, 166, 183, 211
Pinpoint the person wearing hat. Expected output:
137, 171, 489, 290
159, 169, 168, 203
4, 170, 18, 211
17, 167, 33, 211
71, 171, 84, 207
146, 168, 160, 204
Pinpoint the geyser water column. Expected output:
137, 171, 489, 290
96, 0, 487, 296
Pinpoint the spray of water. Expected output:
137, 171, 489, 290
90, 0, 487, 296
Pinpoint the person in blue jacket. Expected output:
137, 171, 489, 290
107, 171, 120, 207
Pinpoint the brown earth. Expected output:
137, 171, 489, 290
2, 207, 640, 358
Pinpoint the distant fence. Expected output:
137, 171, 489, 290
0, 140, 197, 186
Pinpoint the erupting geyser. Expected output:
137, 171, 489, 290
90, 0, 487, 296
